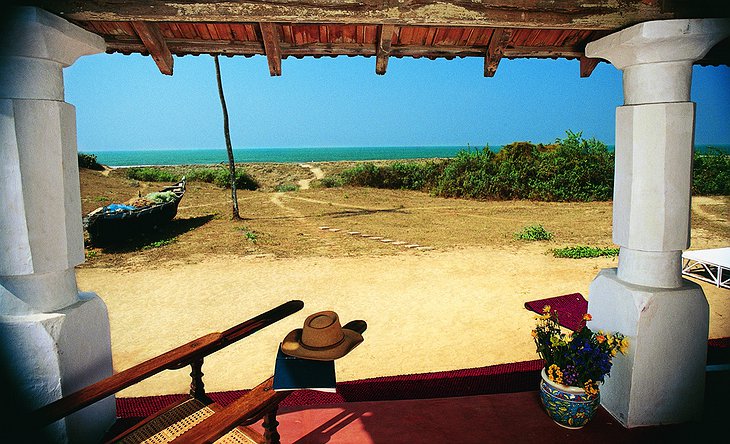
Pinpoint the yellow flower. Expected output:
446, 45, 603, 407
620, 337, 630, 353
582, 313, 592, 321
531, 330, 538, 338
584, 381, 599, 396
596, 334, 606, 343
547, 364, 563, 384
542, 305, 551, 313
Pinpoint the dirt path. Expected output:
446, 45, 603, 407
297, 163, 325, 190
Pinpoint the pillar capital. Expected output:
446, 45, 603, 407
586, 19, 730, 105
586, 19, 730, 70
1, 7, 105, 67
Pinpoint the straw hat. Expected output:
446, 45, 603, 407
281, 311, 364, 361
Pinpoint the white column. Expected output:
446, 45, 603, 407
585, 19, 730, 427
0, 7, 115, 442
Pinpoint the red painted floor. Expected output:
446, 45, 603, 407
249, 389, 725, 444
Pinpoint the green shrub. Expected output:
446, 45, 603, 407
125, 167, 180, 182
339, 161, 443, 191
432, 147, 495, 198
125, 166, 258, 190
515, 224, 553, 241
184, 167, 218, 184
551, 246, 620, 259
224, 169, 259, 190
692, 149, 730, 195
531, 131, 614, 201
427, 134, 614, 202
317, 176, 345, 188
275, 183, 299, 192
78, 153, 104, 170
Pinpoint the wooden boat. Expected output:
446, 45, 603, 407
83, 177, 186, 245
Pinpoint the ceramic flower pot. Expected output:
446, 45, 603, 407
539, 368, 600, 429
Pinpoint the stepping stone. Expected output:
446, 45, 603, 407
328, 228, 341, 232
360, 234, 372, 237
405, 244, 420, 248
381, 239, 393, 243
347, 231, 361, 235
391, 241, 407, 245
318, 226, 330, 230
416, 246, 435, 251
369, 237, 384, 240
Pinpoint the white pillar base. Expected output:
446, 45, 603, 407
588, 269, 708, 427
0, 292, 115, 443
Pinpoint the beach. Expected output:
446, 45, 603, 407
76, 163, 730, 398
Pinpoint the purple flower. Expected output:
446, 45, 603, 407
562, 365, 578, 386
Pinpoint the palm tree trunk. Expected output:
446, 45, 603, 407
214, 54, 241, 219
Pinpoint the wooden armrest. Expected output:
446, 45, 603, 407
30, 300, 304, 428
170, 377, 288, 444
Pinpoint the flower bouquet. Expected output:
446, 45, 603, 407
532, 305, 628, 428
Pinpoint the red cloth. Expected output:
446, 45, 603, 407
524, 292, 588, 331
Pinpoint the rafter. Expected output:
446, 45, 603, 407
503, 46, 583, 58
130, 21, 173, 75
579, 55, 601, 77
484, 28, 512, 77
259, 22, 282, 76
376, 24, 395, 75
103, 38, 597, 61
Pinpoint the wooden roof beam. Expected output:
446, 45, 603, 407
130, 21, 173, 75
259, 22, 282, 76
484, 28, 512, 77
580, 56, 601, 78
38, 1, 674, 30
376, 24, 395, 75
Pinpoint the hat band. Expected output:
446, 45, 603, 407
300, 334, 346, 351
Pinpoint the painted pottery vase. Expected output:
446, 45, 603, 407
539, 368, 600, 429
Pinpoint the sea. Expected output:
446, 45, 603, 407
82, 144, 729, 167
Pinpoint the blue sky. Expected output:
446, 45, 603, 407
65, 53, 730, 151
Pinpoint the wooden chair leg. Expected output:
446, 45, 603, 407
262, 407, 280, 444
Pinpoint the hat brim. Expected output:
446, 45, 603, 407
280, 328, 363, 361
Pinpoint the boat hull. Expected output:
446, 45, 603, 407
84, 179, 186, 246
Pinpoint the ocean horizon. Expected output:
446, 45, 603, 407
81, 144, 729, 167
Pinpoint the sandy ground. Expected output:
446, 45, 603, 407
76, 245, 729, 398
74, 165, 730, 398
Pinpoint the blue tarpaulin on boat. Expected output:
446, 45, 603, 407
104, 204, 136, 213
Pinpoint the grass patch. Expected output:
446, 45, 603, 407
515, 224, 553, 241
237, 226, 259, 243
550, 246, 619, 259
143, 237, 178, 249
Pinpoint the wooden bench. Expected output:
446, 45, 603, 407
29, 300, 304, 443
